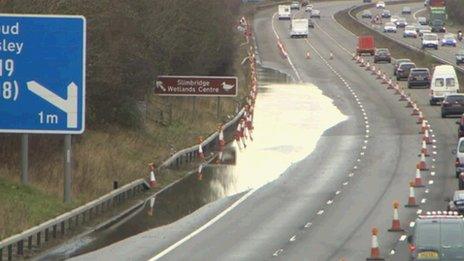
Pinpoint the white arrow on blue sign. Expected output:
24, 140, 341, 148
0, 14, 86, 134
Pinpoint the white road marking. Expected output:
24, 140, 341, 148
149, 188, 257, 260
327, 200, 334, 205
343, 181, 349, 186
431, 171, 436, 176
273, 249, 283, 257
335, 190, 341, 195
390, 249, 396, 255
410, 221, 416, 227
399, 235, 407, 241
317, 210, 324, 215
290, 235, 296, 242
425, 189, 430, 194
349, 172, 354, 177
413, 8, 426, 20
428, 180, 434, 185
271, 12, 302, 82
417, 209, 422, 215
305, 222, 312, 228
421, 198, 427, 204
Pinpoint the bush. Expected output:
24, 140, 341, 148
446, 0, 464, 25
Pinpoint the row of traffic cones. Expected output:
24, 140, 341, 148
351, 54, 434, 260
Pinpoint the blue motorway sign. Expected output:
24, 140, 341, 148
0, 14, 86, 134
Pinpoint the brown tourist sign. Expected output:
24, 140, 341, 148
155, 76, 238, 97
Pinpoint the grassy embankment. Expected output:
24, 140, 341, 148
0, 0, 252, 240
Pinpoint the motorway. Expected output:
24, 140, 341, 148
356, 1, 463, 67
73, 1, 460, 260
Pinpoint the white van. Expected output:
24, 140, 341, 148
278, 5, 291, 20
430, 65, 460, 105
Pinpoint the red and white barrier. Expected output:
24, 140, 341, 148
148, 163, 157, 188
405, 181, 418, 207
414, 166, 426, 186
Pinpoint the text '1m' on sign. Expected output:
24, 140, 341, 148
0, 14, 86, 134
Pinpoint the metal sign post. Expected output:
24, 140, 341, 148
64, 135, 72, 203
21, 134, 28, 184
0, 14, 86, 202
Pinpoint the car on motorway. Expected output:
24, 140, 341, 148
394, 17, 408, 28
393, 58, 411, 75
456, 137, 464, 176
396, 61, 416, 80
431, 65, 460, 105
363, 0, 372, 2
305, 4, 313, 12
408, 212, 464, 260
441, 94, 464, 118
442, 33, 458, 47
373, 48, 391, 63
457, 49, 464, 65
383, 22, 397, 33
381, 9, 391, 18
402, 6, 412, 14
457, 115, 464, 139
403, 25, 418, 38
418, 16, 427, 25
448, 190, 464, 213
390, 15, 400, 24
418, 25, 432, 36
290, 1, 300, 10
422, 33, 439, 49
407, 68, 431, 88
307, 18, 314, 28
361, 10, 372, 19
376, 1, 385, 8
310, 10, 320, 18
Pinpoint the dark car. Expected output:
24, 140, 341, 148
373, 48, 391, 63
396, 62, 416, 81
448, 190, 464, 213
307, 19, 314, 28
361, 10, 372, 19
408, 213, 464, 260
407, 68, 431, 88
363, 0, 372, 2
457, 49, 464, 65
393, 58, 411, 75
441, 94, 464, 118
395, 18, 408, 28
457, 115, 464, 139
381, 10, 391, 18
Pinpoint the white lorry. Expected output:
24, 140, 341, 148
290, 18, 309, 38
278, 5, 291, 20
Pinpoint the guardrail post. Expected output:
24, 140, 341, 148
28, 236, 32, 250
45, 228, 49, 242
61, 221, 65, 236
17, 240, 23, 256
7, 245, 12, 261
52, 224, 57, 238
36, 232, 41, 247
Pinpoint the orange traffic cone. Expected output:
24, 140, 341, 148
394, 84, 401, 94
365, 62, 371, 70
420, 140, 430, 157
147, 196, 156, 216
367, 228, 385, 260
417, 111, 424, 124
198, 137, 205, 159
218, 124, 225, 148
423, 130, 432, 144
411, 106, 419, 116
197, 163, 203, 181
419, 120, 428, 134
405, 181, 419, 207
406, 97, 413, 108
371, 66, 377, 75
381, 74, 388, 84
376, 70, 382, 79
149, 163, 157, 188
414, 167, 426, 186
388, 201, 404, 232
399, 91, 407, 101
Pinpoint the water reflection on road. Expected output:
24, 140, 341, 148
44, 67, 346, 259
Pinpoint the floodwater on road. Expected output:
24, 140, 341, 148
41, 67, 346, 260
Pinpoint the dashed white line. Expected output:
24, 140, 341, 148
273, 249, 283, 257
289, 235, 296, 242
428, 180, 434, 185
421, 198, 427, 204
410, 221, 416, 227
317, 210, 325, 215
327, 200, 334, 205
399, 235, 407, 241
417, 209, 422, 215
305, 222, 312, 228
